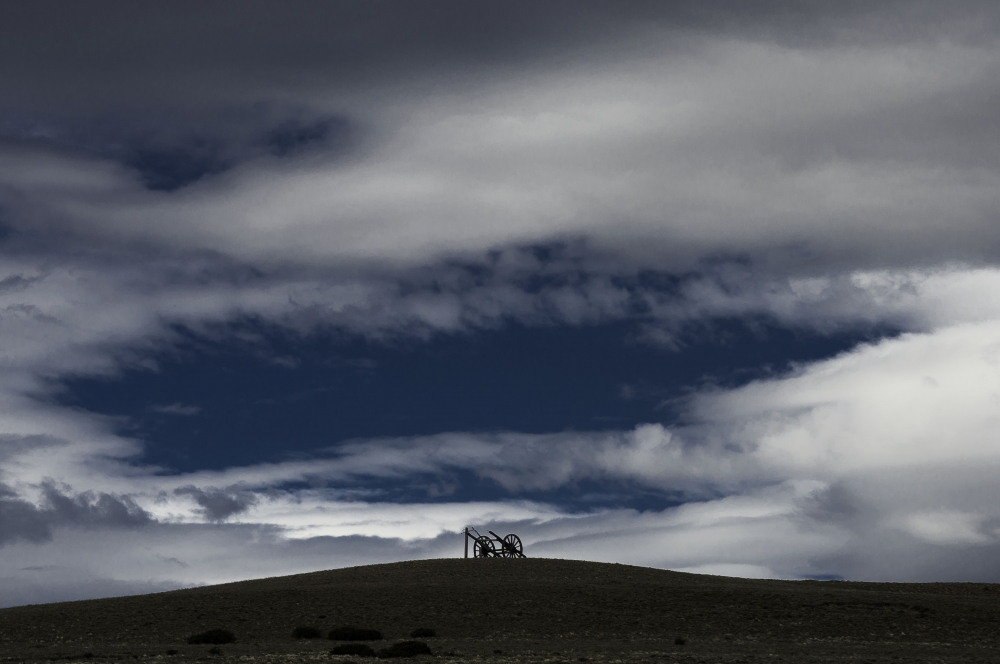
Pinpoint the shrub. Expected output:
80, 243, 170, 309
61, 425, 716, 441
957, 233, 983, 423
208, 646, 222, 655
165, 650, 178, 656
377, 641, 433, 658
293, 625, 323, 639
331, 643, 378, 657
674, 636, 686, 646
409, 628, 435, 638
329, 626, 382, 641
186, 629, 236, 645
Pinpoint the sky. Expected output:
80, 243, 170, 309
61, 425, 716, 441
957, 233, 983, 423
2, 0, 1000, 606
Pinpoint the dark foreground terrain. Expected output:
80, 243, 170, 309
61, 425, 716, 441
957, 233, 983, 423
2, 558, 999, 663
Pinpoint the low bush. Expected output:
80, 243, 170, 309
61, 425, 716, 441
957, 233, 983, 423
208, 646, 222, 655
329, 626, 382, 641
377, 641, 433, 658
330, 643, 377, 657
674, 636, 687, 646
409, 628, 435, 638
186, 628, 236, 645
293, 625, 323, 639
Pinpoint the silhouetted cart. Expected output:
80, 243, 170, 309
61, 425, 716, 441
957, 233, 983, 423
463, 526, 525, 558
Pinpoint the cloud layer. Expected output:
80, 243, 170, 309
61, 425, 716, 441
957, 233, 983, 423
1, 3, 999, 273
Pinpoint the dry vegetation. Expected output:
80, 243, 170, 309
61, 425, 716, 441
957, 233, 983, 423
1, 558, 999, 663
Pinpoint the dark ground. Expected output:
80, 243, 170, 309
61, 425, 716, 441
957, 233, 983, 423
1, 558, 999, 663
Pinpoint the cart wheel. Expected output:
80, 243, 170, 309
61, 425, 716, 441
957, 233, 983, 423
474, 536, 495, 558
502, 534, 523, 557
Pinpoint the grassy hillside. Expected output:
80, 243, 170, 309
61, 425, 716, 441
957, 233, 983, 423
1, 558, 999, 662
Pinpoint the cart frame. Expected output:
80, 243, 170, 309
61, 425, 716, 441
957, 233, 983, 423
463, 526, 525, 558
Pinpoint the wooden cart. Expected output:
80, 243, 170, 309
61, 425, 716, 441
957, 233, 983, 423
463, 526, 525, 558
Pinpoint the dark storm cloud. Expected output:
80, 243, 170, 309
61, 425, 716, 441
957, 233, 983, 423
0, 17, 996, 275
0, 0, 655, 109
0, 481, 150, 547
0, 1, 995, 273
0, 484, 50, 545
1, 1, 995, 110
41, 482, 151, 527
174, 486, 259, 521
10, 1, 940, 201
0, 107, 351, 191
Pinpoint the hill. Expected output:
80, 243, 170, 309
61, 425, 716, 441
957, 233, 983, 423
1, 558, 999, 662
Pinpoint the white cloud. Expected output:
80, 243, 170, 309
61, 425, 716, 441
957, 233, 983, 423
693, 319, 1000, 475
646, 266, 1000, 339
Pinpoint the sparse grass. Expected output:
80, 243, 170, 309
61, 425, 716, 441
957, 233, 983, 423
410, 627, 435, 638
292, 625, 323, 639
3, 558, 996, 664
329, 626, 383, 641
331, 643, 377, 657
377, 640, 433, 658
186, 628, 236, 645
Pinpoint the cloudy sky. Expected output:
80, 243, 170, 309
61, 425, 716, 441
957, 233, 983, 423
3, 0, 1000, 606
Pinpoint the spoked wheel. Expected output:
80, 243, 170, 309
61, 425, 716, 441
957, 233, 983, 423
474, 535, 496, 558
501, 534, 523, 558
